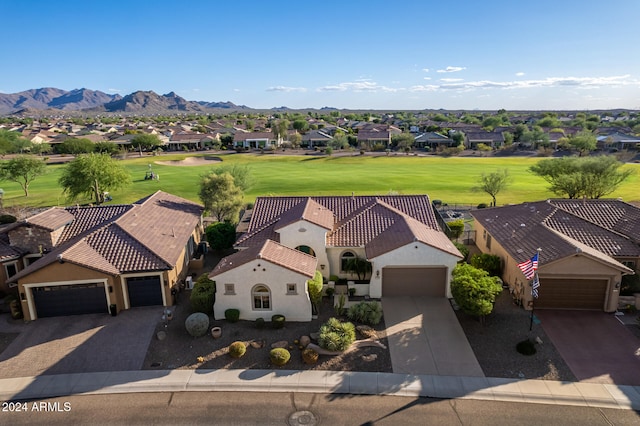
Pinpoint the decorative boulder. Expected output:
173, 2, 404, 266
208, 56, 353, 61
185, 312, 210, 337
300, 335, 311, 348
271, 340, 288, 349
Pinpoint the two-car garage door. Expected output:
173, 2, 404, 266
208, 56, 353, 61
33, 283, 108, 318
535, 278, 608, 310
382, 267, 447, 297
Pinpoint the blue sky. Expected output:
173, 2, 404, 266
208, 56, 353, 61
2, 0, 640, 110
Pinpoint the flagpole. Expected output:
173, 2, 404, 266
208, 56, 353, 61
529, 248, 542, 332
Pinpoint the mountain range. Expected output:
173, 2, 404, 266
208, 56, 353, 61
0, 88, 248, 115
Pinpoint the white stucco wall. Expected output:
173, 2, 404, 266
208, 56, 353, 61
368, 242, 460, 298
212, 258, 312, 322
326, 247, 368, 280
276, 220, 329, 278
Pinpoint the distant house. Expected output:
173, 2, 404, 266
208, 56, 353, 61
414, 132, 455, 150
301, 130, 333, 148
210, 195, 462, 322
465, 131, 504, 149
356, 125, 402, 149
596, 132, 640, 151
471, 199, 639, 312
167, 132, 215, 150
5, 191, 204, 320
233, 131, 278, 149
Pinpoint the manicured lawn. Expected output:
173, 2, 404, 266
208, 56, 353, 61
2, 152, 639, 208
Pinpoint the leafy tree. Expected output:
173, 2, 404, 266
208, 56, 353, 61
131, 134, 162, 155
307, 270, 323, 314
30, 143, 52, 156
520, 126, 549, 148
451, 131, 465, 145
0, 155, 47, 197
59, 153, 131, 204
292, 119, 309, 133
198, 172, 244, 223
451, 263, 502, 324
328, 133, 349, 150
453, 241, 469, 262
272, 119, 289, 141
205, 222, 237, 250
58, 138, 95, 155
343, 255, 372, 281
473, 169, 509, 207
210, 163, 252, 192
568, 130, 597, 156
392, 133, 414, 151
470, 253, 502, 277
94, 141, 120, 155
530, 156, 633, 199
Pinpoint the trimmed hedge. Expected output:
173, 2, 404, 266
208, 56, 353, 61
271, 314, 285, 329
189, 274, 215, 315
225, 308, 240, 323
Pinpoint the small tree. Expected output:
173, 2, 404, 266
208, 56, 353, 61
470, 253, 502, 277
473, 169, 509, 207
343, 255, 372, 281
131, 134, 163, 156
58, 138, 95, 155
451, 263, 502, 324
307, 270, 323, 314
190, 274, 216, 315
198, 172, 244, 223
569, 130, 597, 156
0, 155, 47, 197
205, 222, 236, 250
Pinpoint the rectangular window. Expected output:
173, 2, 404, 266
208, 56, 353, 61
287, 283, 297, 294
622, 261, 636, 270
4, 262, 18, 278
486, 234, 492, 249
253, 295, 270, 309
483, 229, 487, 240
224, 284, 235, 295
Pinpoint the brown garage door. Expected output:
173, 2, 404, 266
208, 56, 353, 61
382, 267, 447, 297
535, 278, 608, 310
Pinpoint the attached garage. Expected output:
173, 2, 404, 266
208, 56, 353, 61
382, 267, 447, 297
535, 278, 608, 310
32, 283, 108, 318
127, 276, 163, 307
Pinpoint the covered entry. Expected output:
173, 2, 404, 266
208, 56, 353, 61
535, 278, 608, 310
127, 276, 163, 307
382, 267, 447, 297
32, 283, 108, 318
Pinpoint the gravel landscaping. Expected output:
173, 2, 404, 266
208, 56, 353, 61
455, 290, 577, 381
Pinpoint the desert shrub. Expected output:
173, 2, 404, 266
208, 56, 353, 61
0, 214, 17, 224
271, 314, 286, 329
325, 287, 335, 297
302, 348, 319, 365
470, 253, 502, 277
516, 339, 536, 356
447, 219, 464, 239
453, 242, 469, 262
270, 348, 291, 366
225, 308, 240, 323
189, 275, 215, 315
255, 317, 265, 329
334, 294, 346, 316
228, 341, 247, 358
318, 317, 356, 352
476, 143, 492, 152
347, 301, 383, 326
372, 143, 386, 152
325, 147, 333, 156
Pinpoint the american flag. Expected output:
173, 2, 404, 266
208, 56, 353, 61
531, 273, 540, 298
517, 252, 539, 280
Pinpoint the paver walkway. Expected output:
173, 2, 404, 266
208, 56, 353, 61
382, 297, 484, 377
538, 310, 640, 386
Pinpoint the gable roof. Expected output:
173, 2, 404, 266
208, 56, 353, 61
25, 208, 74, 231
211, 239, 317, 278
9, 191, 203, 281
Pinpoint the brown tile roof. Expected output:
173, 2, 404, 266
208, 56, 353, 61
274, 198, 334, 232
25, 208, 74, 231
233, 132, 273, 142
211, 239, 317, 278
236, 195, 456, 257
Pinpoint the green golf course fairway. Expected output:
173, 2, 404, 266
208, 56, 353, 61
2, 153, 638, 208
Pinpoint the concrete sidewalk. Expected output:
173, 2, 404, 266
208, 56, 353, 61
1, 369, 639, 410
383, 297, 484, 377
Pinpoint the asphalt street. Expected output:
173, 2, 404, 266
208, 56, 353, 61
2, 392, 638, 425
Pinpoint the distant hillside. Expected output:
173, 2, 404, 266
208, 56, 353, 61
0, 87, 120, 114
0, 87, 249, 115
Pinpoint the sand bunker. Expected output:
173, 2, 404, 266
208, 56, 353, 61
155, 156, 222, 166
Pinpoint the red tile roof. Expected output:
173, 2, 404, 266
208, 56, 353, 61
25, 208, 74, 231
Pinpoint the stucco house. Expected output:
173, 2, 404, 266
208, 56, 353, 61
210, 195, 462, 321
470, 199, 639, 312
5, 191, 204, 320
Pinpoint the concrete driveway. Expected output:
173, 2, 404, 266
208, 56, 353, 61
537, 310, 640, 386
0, 306, 162, 379
382, 297, 484, 377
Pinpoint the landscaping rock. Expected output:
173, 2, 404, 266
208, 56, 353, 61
185, 312, 209, 337
362, 354, 378, 362
356, 325, 378, 339
271, 340, 288, 349
250, 340, 265, 349
156, 331, 166, 341
309, 332, 320, 341
299, 335, 311, 347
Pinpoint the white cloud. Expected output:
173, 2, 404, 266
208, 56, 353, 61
107, 88, 122, 93
422, 68, 430, 72
317, 79, 399, 93
516, 72, 525, 77
440, 78, 464, 83
436, 74, 636, 90
266, 86, 307, 93
423, 77, 432, 81
409, 85, 439, 92
437, 66, 466, 73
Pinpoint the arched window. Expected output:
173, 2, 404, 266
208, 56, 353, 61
341, 251, 355, 272
295, 245, 316, 256
252, 285, 271, 310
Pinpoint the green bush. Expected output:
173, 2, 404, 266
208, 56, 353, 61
228, 341, 246, 358
271, 314, 285, 329
189, 275, 215, 315
453, 242, 469, 262
329, 275, 339, 282
347, 301, 383, 326
470, 253, 502, 277
318, 317, 356, 352
205, 222, 237, 250
0, 214, 17, 224
325, 287, 335, 297
225, 308, 240, 323
269, 348, 291, 366
448, 219, 464, 239
255, 317, 265, 329
451, 263, 502, 322
516, 339, 536, 356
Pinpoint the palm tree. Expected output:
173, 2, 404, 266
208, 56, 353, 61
343, 256, 372, 281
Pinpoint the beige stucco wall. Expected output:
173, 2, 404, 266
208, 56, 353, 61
326, 247, 368, 280
276, 220, 329, 279
368, 242, 461, 298
212, 258, 312, 322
